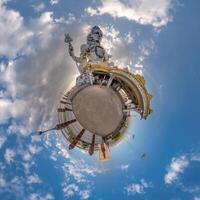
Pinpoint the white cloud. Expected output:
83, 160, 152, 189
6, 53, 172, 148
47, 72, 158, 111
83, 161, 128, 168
23, 162, 34, 175
125, 179, 152, 195
4, 148, 16, 164
120, 164, 129, 171
100, 25, 135, 68
134, 38, 154, 74
56, 142, 70, 159
0, 14, 74, 128
44, 193, 54, 200
85, 7, 97, 16
8, 121, 31, 137
32, 3, 45, 12
85, 0, 174, 28
62, 158, 102, 183
63, 183, 79, 197
10, 176, 21, 184
0, 135, 6, 148
50, 0, 59, 5
28, 193, 54, 200
54, 13, 76, 25
0, 159, 53, 199
44, 138, 102, 198
0, 174, 6, 187
125, 32, 135, 44
62, 183, 91, 199
28, 144, 42, 155
0, 4, 80, 131
181, 185, 200, 194
27, 174, 42, 184
99, 24, 154, 74
0, 2, 33, 58
191, 153, 200, 162
22, 152, 32, 161
164, 155, 189, 184
79, 190, 90, 200
0, 98, 28, 124
50, 150, 57, 161
164, 152, 200, 199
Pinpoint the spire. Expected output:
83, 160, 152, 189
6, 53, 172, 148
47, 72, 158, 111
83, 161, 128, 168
88, 134, 95, 155
69, 129, 85, 150
37, 127, 55, 135
38, 119, 76, 135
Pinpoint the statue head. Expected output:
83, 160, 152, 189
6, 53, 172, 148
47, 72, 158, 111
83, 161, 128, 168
91, 26, 103, 37
87, 26, 103, 45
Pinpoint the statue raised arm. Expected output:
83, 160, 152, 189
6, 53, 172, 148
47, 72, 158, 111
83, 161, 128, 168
64, 33, 81, 64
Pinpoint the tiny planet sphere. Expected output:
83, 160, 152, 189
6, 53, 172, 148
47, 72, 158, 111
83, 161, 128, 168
72, 85, 124, 136
39, 26, 152, 161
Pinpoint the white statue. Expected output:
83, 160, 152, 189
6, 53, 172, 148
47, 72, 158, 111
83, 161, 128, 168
65, 26, 110, 74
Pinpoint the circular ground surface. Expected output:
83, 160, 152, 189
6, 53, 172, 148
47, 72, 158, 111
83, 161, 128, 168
72, 85, 124, 136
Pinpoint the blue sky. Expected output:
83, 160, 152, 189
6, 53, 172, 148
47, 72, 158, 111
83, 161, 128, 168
0, 0, 200, 199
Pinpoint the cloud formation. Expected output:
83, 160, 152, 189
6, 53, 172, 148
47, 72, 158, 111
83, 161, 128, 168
86, 0, 174, 28
27, 174, 42, 184
4, 148, 16, 164
164, 153, 200, 199
0, 9, 78, 129
120, 164, 129, 171
0, 2, 33, 58
125, 179, 152, 195
164, 155, 189, 184
0, 136, 6, 148
50, 0, 59, 5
